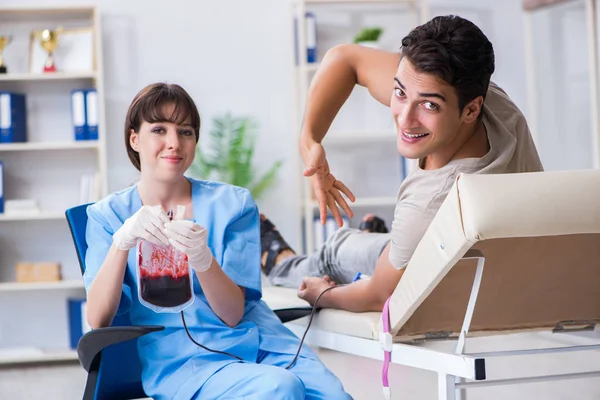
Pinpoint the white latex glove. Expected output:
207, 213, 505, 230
112, 205, 171, 251
164, 220, 213, 272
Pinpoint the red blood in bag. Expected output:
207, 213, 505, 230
138, 240, 192, 308
140, 275, 192, 308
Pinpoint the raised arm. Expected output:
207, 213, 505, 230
299, 44, 400, 153
299, 44, 401, 226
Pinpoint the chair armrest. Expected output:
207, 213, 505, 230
77, 325, 164, 372
274, 307, 314, 324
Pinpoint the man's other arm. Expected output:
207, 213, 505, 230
318, 243, 405, 312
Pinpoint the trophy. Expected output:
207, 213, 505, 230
37, 28, 61, 73
0, 35, 12, 74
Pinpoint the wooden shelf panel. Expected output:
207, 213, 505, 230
0, 212, 67, 222
0, 141, 99, 152
0, 347, 79, 366
0, 280, 84, 292
0, 71, 96, 82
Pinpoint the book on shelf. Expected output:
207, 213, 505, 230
294, 12, 318, 65
79, 172, 101, 204
0, 160, 3, 213
0, 92, 27, 143
67, 297, 91, 350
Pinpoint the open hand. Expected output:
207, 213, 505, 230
303, 142, 355, 227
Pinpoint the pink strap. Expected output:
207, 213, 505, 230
382, 297, 392, 389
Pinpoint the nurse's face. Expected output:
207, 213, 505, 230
130, 105, 197, 181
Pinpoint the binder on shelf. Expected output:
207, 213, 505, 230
313, 214, 350, 249
0, 160, 4, 214
0, 92, 27, 143
79, 172, 100, 204
71, 89, 88, 141
313, 215, 325, 249
294, 12, 318, 65
86, 89, 99, 140
306, 12, 317, 63
67, 298, 91, 350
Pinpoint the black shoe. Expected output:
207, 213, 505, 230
358, 215, 389, 233
260, 215, 294, 275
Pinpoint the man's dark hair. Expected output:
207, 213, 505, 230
401, 15, 495, 114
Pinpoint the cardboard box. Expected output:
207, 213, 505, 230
15, 262, 61, 282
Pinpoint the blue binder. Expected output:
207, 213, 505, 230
0, 160, 4, 214
0, 92, 27, 143
67, 297, 90, 349
306, 12, 317, 63
294, 12, 318, 65
71, 89, 88, 141
85, 89, 99, 140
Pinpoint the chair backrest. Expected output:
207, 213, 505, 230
388, 170, 600, 338
66, 204, 147, 400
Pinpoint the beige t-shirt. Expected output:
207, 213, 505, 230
388, 82, 544, 269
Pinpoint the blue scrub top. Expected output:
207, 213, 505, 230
83, 178, 316, 399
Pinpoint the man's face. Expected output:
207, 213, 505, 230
390, 58, 467, 161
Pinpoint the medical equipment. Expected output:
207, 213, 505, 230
179, 270, 339, 369
131, 207, 338, 369
353, 272, 370, 282
136, 206, 194, 313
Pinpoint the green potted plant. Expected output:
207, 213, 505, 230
353, 27, 383, 48
187, 112, 283, 200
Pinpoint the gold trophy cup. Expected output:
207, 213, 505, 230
0, 35, 12, 74
38, 28, 60, 73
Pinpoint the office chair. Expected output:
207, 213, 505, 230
65, 203, 313, 400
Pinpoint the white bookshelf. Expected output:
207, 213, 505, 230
0, 279, 84, 292
0, 71, 96, 82
0, 6, 107, 365
523, 0, 600, 170
0, 348, 78, 366
291, 0, 426, 253
0, 141, 99, 152
0, 212, 65, 221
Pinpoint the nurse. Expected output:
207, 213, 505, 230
83, 82, 352, 400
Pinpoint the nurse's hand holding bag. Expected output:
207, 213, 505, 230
113, 205, 171, 250
163, 220, 213, 273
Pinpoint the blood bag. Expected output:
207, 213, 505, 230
136, 205, 194, 313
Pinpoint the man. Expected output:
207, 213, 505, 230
263, 15, 543, 312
